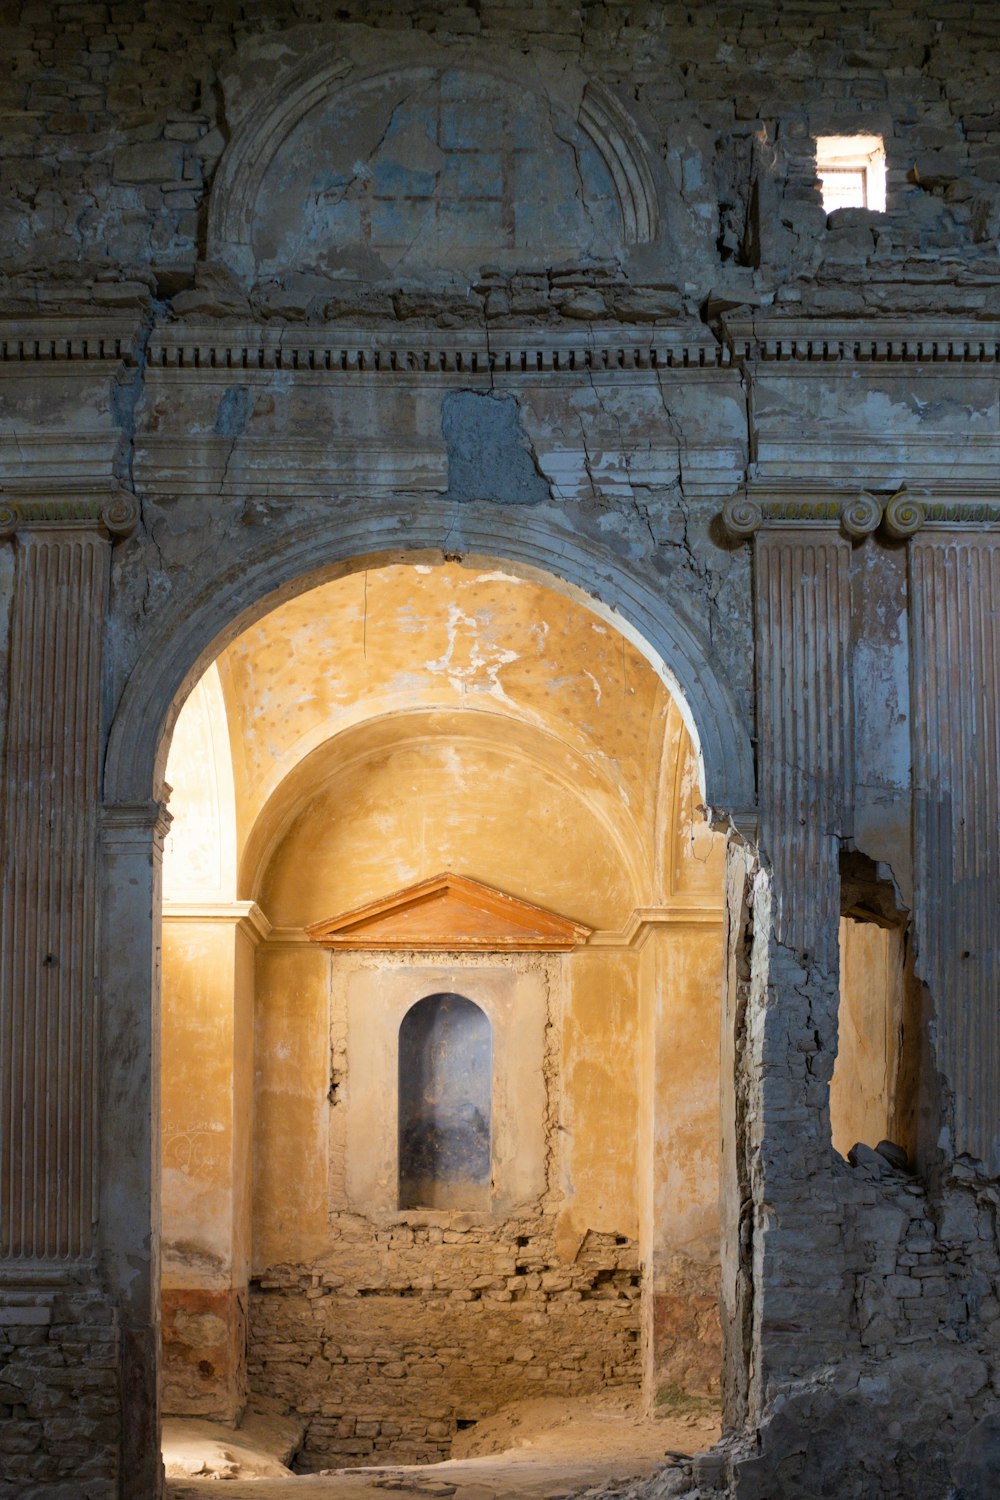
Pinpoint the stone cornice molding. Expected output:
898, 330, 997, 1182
145, 322, 728, 376
0, 318, 143, 365
725, 318, 1000, 365
721, 488, 1000, 542
0, 491, 138, 541
5, 313, 1000, 372
4, 315, 999, 374
161, 901, 272, 946
266, 903, 723, 951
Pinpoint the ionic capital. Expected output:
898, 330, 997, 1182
0, 491, 138, 542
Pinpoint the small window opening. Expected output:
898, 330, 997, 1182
816, 135, 886, 212
398, 993, 492, 1211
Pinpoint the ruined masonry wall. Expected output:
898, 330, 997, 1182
0, 1290, 120, 1500
249, 1219, 640, 1472
3, 2, 1000, 313
717, 1159, 1000, 1500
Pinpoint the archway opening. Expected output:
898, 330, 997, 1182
156, 557, 727, 1483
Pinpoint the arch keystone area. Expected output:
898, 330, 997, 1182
103, 521, 755, 824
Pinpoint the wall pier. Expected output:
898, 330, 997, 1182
99, 801, 171, 1500
0, 499, 137, 1498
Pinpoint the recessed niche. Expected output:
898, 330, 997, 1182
398, 992, 492, 1210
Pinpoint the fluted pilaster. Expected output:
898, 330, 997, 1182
0, 527, 109, 1260
910, 535, 1000, 1171
755, 529, 853, 968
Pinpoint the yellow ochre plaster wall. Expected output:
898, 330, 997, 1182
159, 561, 726, 1444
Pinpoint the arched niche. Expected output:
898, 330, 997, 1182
207, 36, 659, 282
398, 992, 493, 1211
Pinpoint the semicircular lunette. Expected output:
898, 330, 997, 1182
208, 56, 659, 282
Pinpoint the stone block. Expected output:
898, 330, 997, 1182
0, 1307, 51, 1326
113, 141, 183, 183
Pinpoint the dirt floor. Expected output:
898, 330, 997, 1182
164, 1390, 720, 1500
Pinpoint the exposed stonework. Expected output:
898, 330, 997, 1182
0, 1289, 120, 1500
2, 4, 1000, 1499
249, 1222, 641, 1471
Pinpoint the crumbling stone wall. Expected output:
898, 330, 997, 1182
3, 4, 1000, 1499
2, 2, 1000, 318
249, 1220, 640, 1471
704, 1155, 1000, 1500
707, 850, 1000, 1500
0, 1289, 120, 1500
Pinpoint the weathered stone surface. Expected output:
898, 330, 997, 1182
441, 391, 551, 506
2, 4, 1000, 1498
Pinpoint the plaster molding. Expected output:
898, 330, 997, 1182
306, 872, 591, 952
263, 927, 312, 947
586, 904, 724, 947
578, 83, 659, 244
161, 900, 272, 945
271, 904, 724, 951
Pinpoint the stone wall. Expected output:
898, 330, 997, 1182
707, 1144, 1000, 1500
3, 3, 1000, 1498
0, 1287, 120, 1500
2, 2, 1000, 316
248, 1219, 641, 1471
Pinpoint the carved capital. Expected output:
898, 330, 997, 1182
721, 497, 763, 538
840, 493, 882, 539
882, 489, 926, 539
101, 800, 173, 855
724, 486, 1000, 545
0, 492, 139, 542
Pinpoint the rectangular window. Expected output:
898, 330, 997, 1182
816, 135, 886, 213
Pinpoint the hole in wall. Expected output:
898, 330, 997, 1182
831, 850, 915, 1163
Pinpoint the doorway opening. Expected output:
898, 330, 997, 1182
156, 558, 727, 1481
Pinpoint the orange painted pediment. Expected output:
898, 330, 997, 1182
305, 873, 591, 951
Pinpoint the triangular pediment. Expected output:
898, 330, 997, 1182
305, 873, 591, 951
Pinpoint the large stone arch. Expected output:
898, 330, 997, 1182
104, 514, 755, 822
99, 507, 751, 1488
